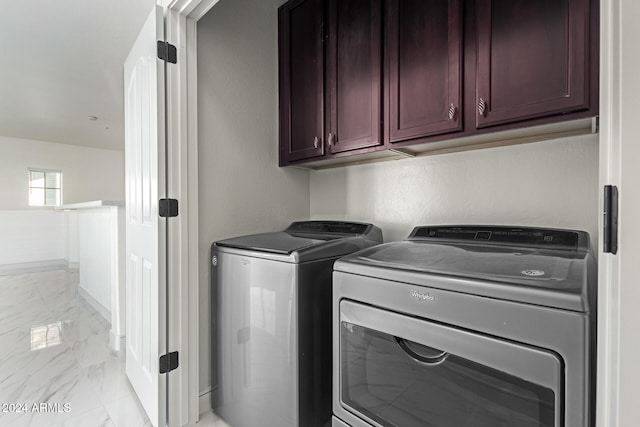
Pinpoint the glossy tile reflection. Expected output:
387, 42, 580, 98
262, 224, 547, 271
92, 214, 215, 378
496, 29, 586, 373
0, 269, 150, 427
31, 322, 62, 351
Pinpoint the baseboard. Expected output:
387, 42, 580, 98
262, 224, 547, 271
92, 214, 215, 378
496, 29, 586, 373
78, 286, 111, 324
109, 331, 126, 355
199, 388, 213, 415
0, 259, 70, 276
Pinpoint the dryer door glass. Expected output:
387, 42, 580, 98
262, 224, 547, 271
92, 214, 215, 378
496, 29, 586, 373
339, 301, 562, 427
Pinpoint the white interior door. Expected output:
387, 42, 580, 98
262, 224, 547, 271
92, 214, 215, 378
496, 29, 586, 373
124, 6, 166, 427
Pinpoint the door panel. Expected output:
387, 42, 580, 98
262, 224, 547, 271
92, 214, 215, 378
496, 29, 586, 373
476, 0, 590, 127
327, 0, 382, 154
214, 251, 298, 426
339, 300, 562, 427
279, 0, 325, 163
386, 0, 462, 144
124, 6, 165, 427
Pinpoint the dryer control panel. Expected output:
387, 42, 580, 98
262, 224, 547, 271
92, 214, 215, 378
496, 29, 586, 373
409, 226, 587, 250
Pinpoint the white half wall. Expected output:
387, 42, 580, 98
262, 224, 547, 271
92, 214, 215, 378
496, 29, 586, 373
0, 135, 124, 267
78, 209, 114, 313
196, 0, 308, 396
311, 134, 600, 253
74, 205, 126, 351
66, 211, 79, 267
0, 210, 67, 266
0, 135, 124, 210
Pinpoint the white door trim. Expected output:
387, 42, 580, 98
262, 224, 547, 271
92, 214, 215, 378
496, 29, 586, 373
597, 0, 640, 426
597, 1, 618, 425
166, 0, 221, 20
163, 7, 188, 427
162, 0, 221, 425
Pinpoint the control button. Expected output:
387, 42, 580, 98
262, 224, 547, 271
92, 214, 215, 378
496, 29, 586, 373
475, 231, 492, 240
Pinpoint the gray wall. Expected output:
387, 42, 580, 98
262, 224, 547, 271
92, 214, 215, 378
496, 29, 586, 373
197, 0, 308, 396
310, 134, 600, 253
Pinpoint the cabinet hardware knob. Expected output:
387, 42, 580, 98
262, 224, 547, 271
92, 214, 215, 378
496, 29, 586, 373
328, 132, 335, 146
448, 104, 457, 120
313, 136, 319, 149
478, 98, 488, 117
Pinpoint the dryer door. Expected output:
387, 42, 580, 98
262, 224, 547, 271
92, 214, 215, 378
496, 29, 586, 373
337, 301, 563, 427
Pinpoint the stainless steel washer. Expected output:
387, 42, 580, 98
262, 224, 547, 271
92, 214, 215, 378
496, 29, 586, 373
332, 225, 596, 427
211, 221, 383, 427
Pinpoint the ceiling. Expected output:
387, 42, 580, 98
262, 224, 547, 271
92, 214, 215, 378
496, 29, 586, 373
0, 0, 155, 151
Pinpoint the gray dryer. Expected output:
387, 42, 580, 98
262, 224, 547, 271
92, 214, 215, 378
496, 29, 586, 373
332, 225, 597, 427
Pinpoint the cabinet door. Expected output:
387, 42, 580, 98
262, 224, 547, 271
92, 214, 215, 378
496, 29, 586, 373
279, 0, 325, 164
327, 0, 382, 154
476, 0, 590, 128
386, 0, 462, 145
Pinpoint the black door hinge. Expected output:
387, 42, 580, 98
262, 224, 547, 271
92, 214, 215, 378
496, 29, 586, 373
603, 185, 618, 254
159, 198, 179, 218
157, 41, 177, 64
159, 351, 179, 374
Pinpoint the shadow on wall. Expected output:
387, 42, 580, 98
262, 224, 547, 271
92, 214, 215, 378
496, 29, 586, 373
309, 135, 600, 249
309, 166, 413, 240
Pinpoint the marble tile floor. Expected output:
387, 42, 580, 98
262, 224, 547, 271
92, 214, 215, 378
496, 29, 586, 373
196, 411, 232, 427
0, 268, 151, 427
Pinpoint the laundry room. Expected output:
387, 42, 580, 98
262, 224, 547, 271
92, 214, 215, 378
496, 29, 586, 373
197, 0, 601, 425
4, 0, 640, 425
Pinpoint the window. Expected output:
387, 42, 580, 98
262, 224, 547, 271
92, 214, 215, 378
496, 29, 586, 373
28, 169, 62, 207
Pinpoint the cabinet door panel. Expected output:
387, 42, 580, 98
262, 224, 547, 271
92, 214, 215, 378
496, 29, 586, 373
476, 0, 590, 128
386, 0, 462, 144
327, 0, 382, 154
279, 0, 324, 164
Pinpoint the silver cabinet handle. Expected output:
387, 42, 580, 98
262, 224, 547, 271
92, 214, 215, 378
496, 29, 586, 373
448, 104, 457, 120
313, 136, 319, 149
478, 98, 488, 117
328, 132, 335, 146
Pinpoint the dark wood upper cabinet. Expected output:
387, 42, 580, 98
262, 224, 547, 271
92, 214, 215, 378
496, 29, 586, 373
278, 0, 598, 167
475, 0, 591, 128
385, 0, 463, 145
327, 0, 383, 154
278, 0, 325, 164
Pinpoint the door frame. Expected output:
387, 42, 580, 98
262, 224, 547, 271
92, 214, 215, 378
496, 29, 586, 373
596, 1, 617, 425
597, 0, 640, 426
162, 0, 221, 425
165, 0, 640, 425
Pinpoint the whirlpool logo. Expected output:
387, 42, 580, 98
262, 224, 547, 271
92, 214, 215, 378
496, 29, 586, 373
411, 290, 435, 302
521, 269, 545, 277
